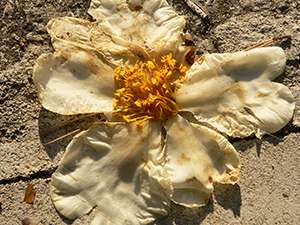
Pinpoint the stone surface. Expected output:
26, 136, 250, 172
0, 0, 299, 224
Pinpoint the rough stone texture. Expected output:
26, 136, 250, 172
0, 0, 299, 224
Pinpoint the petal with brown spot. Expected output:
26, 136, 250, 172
164, 115, 240, 207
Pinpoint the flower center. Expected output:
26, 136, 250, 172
113, 53, 187, 126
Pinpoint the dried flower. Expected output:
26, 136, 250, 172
33, 0, 294, 224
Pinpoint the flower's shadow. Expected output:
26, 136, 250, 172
213, 183, 241, 217
152, 199, 214, 225
231, 125, 288, 158
152, 183, 241, 224
56, 214, 74, 225
53, 209, 93, 225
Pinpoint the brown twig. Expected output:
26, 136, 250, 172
44, 118, 105, 145
243, 35, 291, 51
42, 112, 101, 135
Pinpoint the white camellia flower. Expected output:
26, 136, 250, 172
33, 0, 295, 224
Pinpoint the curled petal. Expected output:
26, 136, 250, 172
164, 115, 240, 207
88, 0, 185, 64
176, 47, 295, 138
33, 50, 115, 115
45, 0, 185, 68
50, 121, 172, 225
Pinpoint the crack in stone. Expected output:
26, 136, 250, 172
0, 167, 58, 185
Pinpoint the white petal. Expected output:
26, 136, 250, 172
33, 50, 115, 115
88, 0, 185, 64
164, 115, 240, 207
50, 121, 172, 225
176, 47, 295, 138
45, 0, 185, 68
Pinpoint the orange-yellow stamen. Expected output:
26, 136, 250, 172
113, 53, 187, 126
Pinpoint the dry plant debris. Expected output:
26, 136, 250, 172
23, 183, 36, 204
21, 217, 38, 225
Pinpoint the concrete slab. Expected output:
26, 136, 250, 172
1, 0, 299, 224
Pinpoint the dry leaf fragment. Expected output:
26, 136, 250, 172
282, 193, 289, 198
21, 217, 38, 225
24, 183, 36, 204
184, 31, 194, 44
183, 0, 209, 18
185, 46, 196, 65
134, 5, 143, 11
20, 40, 26, 48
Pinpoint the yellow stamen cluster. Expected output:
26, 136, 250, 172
113, 53, 187, 126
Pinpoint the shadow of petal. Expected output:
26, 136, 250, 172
213, 183, 241, 217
